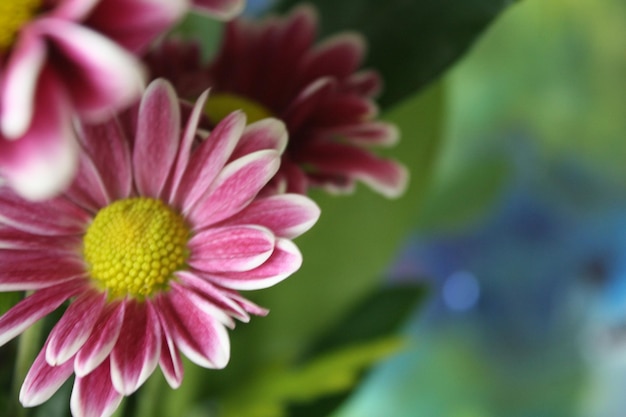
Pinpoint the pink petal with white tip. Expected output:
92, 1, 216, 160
230, 118, 288, 161
302, 142, 409, 198
19, 342, 74, 407
177, 111, 246, 212
0, 250, 85, 291
74, 300, 125, 377
188, 149, 281, 229
0, 280, 85, 347
156, 291, 230, 369
0, 30, 46, 139
222, 288, 269, 317
110, 300, 161, 395
71, 359, 123, 417
0, 69, 78, 201
217, 194, 320, 239
45, 289, 106, 366
177, 271, 249, 322
342, 70, 382, 97
133, 79, 180, 199
0, 187, 90, 235
158, 324, 184, 388
298, 32, 366, 84
189, 225, 275, 273
193, 0, 245, 20
204, 238, 302, 290
34, 18, 145, 121
327, 121, 399, 147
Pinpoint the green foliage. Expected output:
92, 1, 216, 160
220, 337, 405, 417
275, 0, 520, 108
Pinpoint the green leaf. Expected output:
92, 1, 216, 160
169, 12, 223, 60
275, 0, 519, 108
301, 283, 428, 360
415, 155, 511, 232
220, 337, 405, 417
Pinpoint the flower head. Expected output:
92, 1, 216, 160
0, 79, 320, 417
146, 5, 408, 198
0, 0, 187, 200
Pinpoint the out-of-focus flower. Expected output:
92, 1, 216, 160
192, 0, 245, 20
147, 5, 408, 197
0, 79, 320, 417
0, 0, 186, 200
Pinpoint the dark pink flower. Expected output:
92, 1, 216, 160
0, 0, 186, 200
0, 79, 319, 417
147, 5, 408, 197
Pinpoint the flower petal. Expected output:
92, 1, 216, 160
132, 79, 180, 199
0, 281, 85, 347
204, 238, 302, 290
177, 111, 246, 213
0, 250, 85, 288
0, 187, 90, 235
158, 323, 184, 389
86, 0, 187, 53
0, 226, 81, 252
300, 142, 409, 198
176, 271, 249, 322
0, 69, 79, 201
326, 121, 399, 147
46, 289, 106, 366
230, 118, 288, 161
78, 118, 132, 201
110, 300, 161, 395
298, 32, 366, 84
0, 30, 46, 139
222, 288, 269, 317
188, 149, 281, 229
71, 359, 123, 417
34, 18, 145, 121
20, 342, 74, 407
166, 89, 209, 203
156, 290, 230, 369
64, 145, 110, 212
188, 225, 275, 273
282, 77, 335, 132
74, 301, 126, 377
216, 194, 320, 239
193, 0, 245, 20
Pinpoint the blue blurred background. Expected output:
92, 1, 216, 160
331, 0, 626, 416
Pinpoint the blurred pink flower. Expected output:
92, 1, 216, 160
147, 5, 408, 197
0, 79, 319, 417
0, 0, 186, 200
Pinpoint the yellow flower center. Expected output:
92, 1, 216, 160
83, 198, 190, 299
0, 0, 41, 51
205, 93, 273, 125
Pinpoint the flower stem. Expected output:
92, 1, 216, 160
10, 316, 44, 417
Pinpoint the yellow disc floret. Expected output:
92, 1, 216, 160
83, 198, 190, 299
205, 93, 273, 125
0, 0, 41, 51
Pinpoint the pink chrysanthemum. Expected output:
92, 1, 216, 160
146, 5, 408, 198
0, 0, 187, 200
0, 79, 320, 417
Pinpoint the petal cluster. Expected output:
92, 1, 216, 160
0, 0, 187, 200
0, 79, 319, 417
147, 5, 408, 197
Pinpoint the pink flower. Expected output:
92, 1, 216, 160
192, 0, 245, 20
0, 0, 187, 200
146, 5, 408, 197
0, 79, 320, 417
